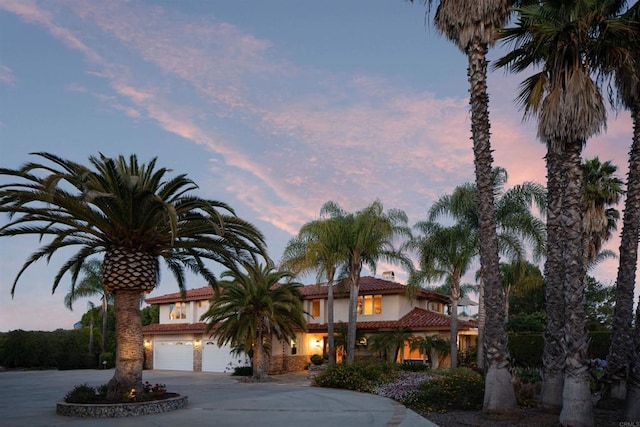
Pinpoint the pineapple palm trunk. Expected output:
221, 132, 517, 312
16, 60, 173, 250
559, 140, 593, 427
466, 38, 516, 412
106, 290, 144, 400
101, 294, 108, 354
606, 106, 640, 402
253, 331, 268, 381
541, 147, 565, 409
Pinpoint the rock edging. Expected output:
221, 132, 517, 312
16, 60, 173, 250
56, 394, 188, 418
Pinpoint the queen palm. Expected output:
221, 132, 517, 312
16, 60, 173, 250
0, 153, 265, 399
201, 263, 306, 381
411, 0, 518, 410
407, 222, 477, 369
321, 200, 412, 364
495, 1, 632, 423
429, 166, 546, 369
64, 258, 111, 353
281, 215, 348, 364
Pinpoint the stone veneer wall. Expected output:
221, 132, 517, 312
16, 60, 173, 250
268, 355, 309, 374
143, 344, 153, 370
193, 345, 202, 372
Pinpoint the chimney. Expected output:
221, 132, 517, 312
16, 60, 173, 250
382, 271, 395, 281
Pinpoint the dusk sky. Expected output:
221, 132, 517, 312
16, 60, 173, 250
1, 0, 637, 332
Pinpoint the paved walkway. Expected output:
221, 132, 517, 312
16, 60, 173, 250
0, 369, 438, 427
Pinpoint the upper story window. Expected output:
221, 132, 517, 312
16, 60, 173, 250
311, 299, 321, 317
358, 295, 382, 315
169, 302, 187, 319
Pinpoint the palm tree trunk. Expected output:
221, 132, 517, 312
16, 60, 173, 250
347, 277, 359, 364
106, 290, 144, 400
327, 277, 336, 364
624, 295, 640, 420
466, 38, 516, 411
450, 296, 458, 369
101, 294, 108, 354
541, 147, 566, 410
559, 140, 593, 427
253, 332, 268, 381
476, 278, 485, 372
606, 107, 640, 402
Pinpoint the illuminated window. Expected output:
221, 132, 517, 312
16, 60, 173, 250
358, 295, 382, 316
312, 300, 321, 317
169, 302, 187, 319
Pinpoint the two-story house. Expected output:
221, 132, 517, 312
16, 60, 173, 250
141, 273, 478, 373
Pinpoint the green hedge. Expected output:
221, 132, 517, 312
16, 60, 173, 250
405, 368, 485, 411
0, 329, 98, 369
312, 361, 397, 393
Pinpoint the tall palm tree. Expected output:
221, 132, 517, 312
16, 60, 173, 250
408, 222, 477, 369
201, 263, 306, 381
281, 215, 349, 364
603, 4, 640, 413
495, 1, 633, 423
321, 200, 412, 364
409, 334, 450, 369
581, 157, 624, 264
0, 153, 265, 399
411, 0, 518, 410
429, 166, 546, 370
64, 258, 111, 353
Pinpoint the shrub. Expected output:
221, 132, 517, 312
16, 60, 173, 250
509, 334, 544, 368
64, 384, 99, 403
232, 366, 253, 376
406, 368, 484, 412
310, 354, 323, 365
99, 352, 114, 369
512, 367, 542, 407
398, 361, 430, 372
313, 361, 397, 393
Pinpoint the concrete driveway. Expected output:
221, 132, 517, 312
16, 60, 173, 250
0, 369, 437, 427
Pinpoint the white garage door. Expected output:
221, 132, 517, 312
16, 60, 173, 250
154, 341, 194, 371
202, 341, 248, 373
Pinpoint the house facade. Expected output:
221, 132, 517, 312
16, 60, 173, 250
142, 274, 478, 373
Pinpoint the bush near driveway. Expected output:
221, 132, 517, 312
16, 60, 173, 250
312, 361, 397, 393
402, 368, 484, 412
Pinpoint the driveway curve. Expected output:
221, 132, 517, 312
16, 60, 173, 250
0, 369, 437, 427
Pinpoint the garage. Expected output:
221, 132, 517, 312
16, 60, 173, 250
153, 340, 194, 371
202, 341, 248, 372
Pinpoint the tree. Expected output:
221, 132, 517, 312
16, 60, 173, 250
0, 153, 265, 400
201, 263, 306, 381
581, 157, 623, 264
603, 4, 640, 413
281, 215, 349, 364
64, 258, 111, 353
140, 304, 159, 326
408, 222, 477, 369
410, 0, 519, 411
495, 2, 633, 423
429, 166, 546, 369
409, 334, 450, 369
368, 328, 413, 363
499, 260, 544, 323
320, 200, 412, 364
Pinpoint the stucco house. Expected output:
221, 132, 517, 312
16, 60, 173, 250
142, 272, 478, 373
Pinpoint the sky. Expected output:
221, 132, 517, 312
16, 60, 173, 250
0, 0, 637, 332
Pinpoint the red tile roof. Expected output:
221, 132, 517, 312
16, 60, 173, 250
306, 308, 477, 333
144, 276, 451, 305
145, 286, 215, 304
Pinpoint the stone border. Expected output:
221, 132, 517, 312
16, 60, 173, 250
56, 394, 188, 418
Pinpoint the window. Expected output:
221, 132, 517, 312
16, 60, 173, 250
311, 300, 321, 317
169, 302, 187, 319
358, 295, 382, 315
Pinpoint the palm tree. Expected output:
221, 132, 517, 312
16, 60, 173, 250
409, 334, 450, 369
201, 263, 306, 381
603, 5, 640, 412
495, 2, 633, 423
581, 157, 624, 264
281, 215, 349, 364
410, 0, 518, 410
64, 258, 111, 353
320, 200, 412, 364
429, 166, 546, 370
408, 222, 477, 369
499, 260, 544, 323
369, 328, 413, 363
0, 153, 265, 399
